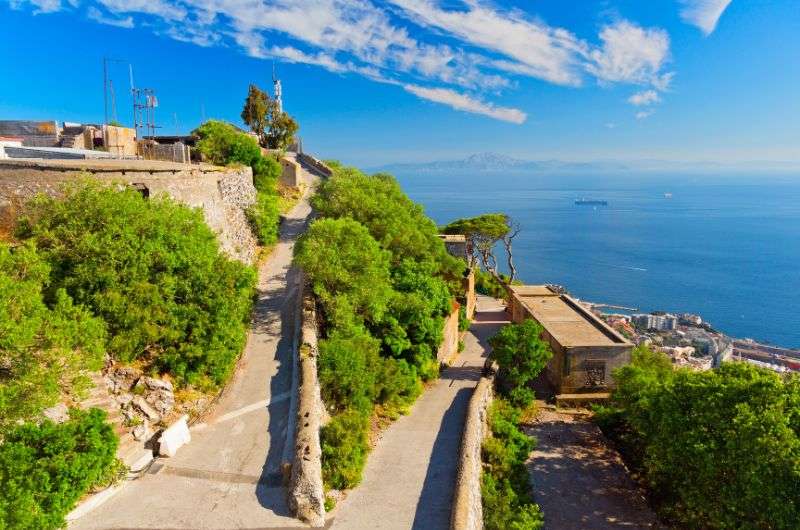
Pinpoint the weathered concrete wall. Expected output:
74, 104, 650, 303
437, 304, 461, 365
288, 281, 326, 527
279, 156, 301, 188
0, 159, 258, 263
451, 376, 493, 530
464, 270, 476, 320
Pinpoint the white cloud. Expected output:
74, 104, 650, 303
402, 85, 527, 124
605, 122, 617, 129
587, 21, 671, 87
87, 6, 134, 28
9, 0, 677, 124
388, 0, 586, 86
680, 0, 733, 35
628, 89, 660, 106
636, 109, 655, 119
8, 0, 62, 13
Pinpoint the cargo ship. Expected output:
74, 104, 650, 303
575, 198, 608, 206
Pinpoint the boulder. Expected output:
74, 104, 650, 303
116, 393, 133, 408
43, 403, 69, 423
159, 415, 191, 457
132, 396, 161, 423
132, 420, 151, 441
142, 376, 173, 392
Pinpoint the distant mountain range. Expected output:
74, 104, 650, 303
371, 152, 800, 174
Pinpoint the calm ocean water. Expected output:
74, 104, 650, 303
393, 171, 800, 348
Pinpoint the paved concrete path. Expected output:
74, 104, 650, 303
71, 178, 316, 530
527, 408, 659, 530
330, 296, 508, 530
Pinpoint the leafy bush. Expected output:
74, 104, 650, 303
597, 347, 800, 529
489, 320, 553, 407
474, 268, 508, 298
0, 408, 120, 530
17, 182, 256, 389
320, 408, 370, 490
0, 242, 106, 431
194, 120, 282, 246
481, 399, 543, 530
297, 162, 462, 489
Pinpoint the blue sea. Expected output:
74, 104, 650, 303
393, 171, 800, 349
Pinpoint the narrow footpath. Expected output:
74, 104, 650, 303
71, 177, 316, 529
527, 408, 659, 530
330, 296, 508, 530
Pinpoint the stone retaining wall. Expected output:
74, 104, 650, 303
437, 305, 461, 365
451, 376, 493, 530
297, 152, 333, 178
0, 159, 258, 263
288, 279, 326, 527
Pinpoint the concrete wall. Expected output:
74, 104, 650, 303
104, 125, 137, 157
464, 270, 476, 320
437, 304, 461, 365
451, 376, 493, 530
279, 156, 301, 188
507, 288, 631, 394
0, 159, 258, 264
288, 280, 326, 527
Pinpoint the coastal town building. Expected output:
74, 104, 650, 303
508, 285, 633, 395
632, 313, 678, 331
438, 234, 468, 260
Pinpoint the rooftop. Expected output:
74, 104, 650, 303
509, 285, 631, 347
438, 234, 466, 242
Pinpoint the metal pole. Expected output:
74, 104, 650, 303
103, 58, 108, 147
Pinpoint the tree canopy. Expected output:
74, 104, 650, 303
489, 319, 553, 406
239, 83, 299, 150
442, 213, 520, 282
596, 348, 800, 529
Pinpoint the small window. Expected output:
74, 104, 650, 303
583, 359, 606, 388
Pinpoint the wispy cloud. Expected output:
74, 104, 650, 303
628, 89, 661, 106
87, 6, 133, 28
680, 0, 733, 35
402, 84, 527, 124
9, 0, 677, 124
636, 109, 655, 119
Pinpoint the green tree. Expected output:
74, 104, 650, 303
241, 84, 271, 147
489, 320, 553, 406
265, 110, 299, 150
598, 348, 800, 529
442, 213, 520, 282
0, 242, 106, 431
295, 218, 394, 328
17, 181, 256, 389
0, 408, 119, 530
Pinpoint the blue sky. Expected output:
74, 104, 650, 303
1, 0, 798, 167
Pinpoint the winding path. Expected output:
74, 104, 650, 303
329, 296, 508, 530
71, 174, 316, 530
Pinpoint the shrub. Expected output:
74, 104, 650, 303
194, 120, 282, 246
489, 320, 553, 407
599, 348, 800, 529
320, 408, 370, 490
17, 182, 256, 389
0, 242, 106, 431
481, 399, 543, 530
318, 330, 382, 414
0, 408, 120, 530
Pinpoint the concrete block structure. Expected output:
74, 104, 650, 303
508, 285, 633, 394
439, 234, 469, 260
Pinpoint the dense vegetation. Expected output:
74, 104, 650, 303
0, 242, 106, 431
15, 182, 256, 390
295, 161, 465, 490
481, 399, 544, 530
194, 119, 282, 246
479, 320, 551, 529
595, 346, 800, 529
489, 320, 553, 407
0, 408, 120, 529
240, 83, 299, 150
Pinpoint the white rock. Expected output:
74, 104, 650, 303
159, 415, 191, 457
132, 421, 150, 441
132, 396, 161, 423
43, 403, 69, 423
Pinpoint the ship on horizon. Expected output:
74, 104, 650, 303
575, 198, 608, 206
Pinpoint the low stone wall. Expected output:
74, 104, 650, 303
451, 376, 493, 530
297, 152, 332, 178
288, 280, 326, 527
0, 159, 258, 263
464, 270, 476, 320
437, 305, 461, 365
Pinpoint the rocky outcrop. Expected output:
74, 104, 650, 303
288, 281, 326, 527
451, 376, 494, 530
